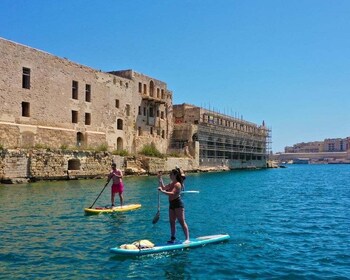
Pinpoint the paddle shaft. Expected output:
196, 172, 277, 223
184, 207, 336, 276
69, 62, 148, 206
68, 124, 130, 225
152, 190, 160, 224
89, 178, 111, 209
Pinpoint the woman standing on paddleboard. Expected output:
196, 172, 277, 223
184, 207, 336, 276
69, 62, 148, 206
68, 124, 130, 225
108, 163, 124, 207
158, 169, 190, 243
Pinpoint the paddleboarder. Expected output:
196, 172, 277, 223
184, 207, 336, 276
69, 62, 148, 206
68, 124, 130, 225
158, 169, 190, 244
108, 163, 124, 207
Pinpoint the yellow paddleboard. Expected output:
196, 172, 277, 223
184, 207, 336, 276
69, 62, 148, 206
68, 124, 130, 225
84, 204, 141, 214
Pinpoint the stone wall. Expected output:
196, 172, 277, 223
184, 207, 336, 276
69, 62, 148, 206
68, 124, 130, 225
0, 149, 123, 183
0, 148, 200, 184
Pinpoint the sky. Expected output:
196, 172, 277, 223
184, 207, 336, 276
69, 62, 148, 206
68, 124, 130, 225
1, 0, 349, 153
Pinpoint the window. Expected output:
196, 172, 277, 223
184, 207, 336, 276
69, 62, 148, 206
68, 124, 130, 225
162, 130, 165, 139
138, 82, 142, 93
85, 84, 91, 102
150, 81, 154, 97
117, 119, 123, 130
157, 88, 160, 98
72, 110, 78, 123
72, 81, 78, 99
115, 99, 119, 108
150, 127, 153, 135
161, 89, 165, 99
143, 107, 146, 116
149, 107, 154, 117
22, 67, 30, 89
138, 106, 141, 115
85, 113, 91, 125
161, 111, 164, 119
143, 84, 147, 95
126, 104, 130, 116
22, 102, 30, 117
76, 132, 84, 147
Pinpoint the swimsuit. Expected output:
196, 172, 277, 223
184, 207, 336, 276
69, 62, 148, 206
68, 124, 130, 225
111, 182, 124, 194
169, 196, 184, 210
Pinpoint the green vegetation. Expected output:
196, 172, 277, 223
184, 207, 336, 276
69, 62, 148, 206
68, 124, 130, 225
60, 144, 69, 150
112, 149, 129, 156
140, 143, 164, 158
95, 143, 108, 152
167, 151, 182, 157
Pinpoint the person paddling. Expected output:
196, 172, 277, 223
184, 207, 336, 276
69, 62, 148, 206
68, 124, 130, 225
108, 163, 124, 207
158, 169, 190, 244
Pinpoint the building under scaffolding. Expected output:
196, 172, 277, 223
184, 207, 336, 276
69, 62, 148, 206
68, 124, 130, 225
171, 104, 271, 169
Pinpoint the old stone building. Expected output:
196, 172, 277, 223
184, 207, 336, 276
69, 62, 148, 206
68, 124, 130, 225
0, 37, 172, 154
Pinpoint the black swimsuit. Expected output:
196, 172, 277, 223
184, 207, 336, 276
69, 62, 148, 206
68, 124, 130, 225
169, 196, 184, 210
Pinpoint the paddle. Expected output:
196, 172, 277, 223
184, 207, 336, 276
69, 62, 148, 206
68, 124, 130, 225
152, 189, 160, 224
89, 178, 111, 209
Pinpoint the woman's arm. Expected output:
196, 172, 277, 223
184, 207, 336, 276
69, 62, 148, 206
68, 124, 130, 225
158, 182, 181, 196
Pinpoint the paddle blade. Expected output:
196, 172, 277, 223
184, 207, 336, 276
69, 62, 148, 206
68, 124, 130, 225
152, 211, 160, 224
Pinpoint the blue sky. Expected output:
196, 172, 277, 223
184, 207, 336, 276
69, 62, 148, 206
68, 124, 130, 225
1, 0, 349, 153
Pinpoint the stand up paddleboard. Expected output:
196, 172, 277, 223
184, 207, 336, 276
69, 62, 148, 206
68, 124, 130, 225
181, 190, 200, 194
84, 204, 141, 214
110, 234, 230, 256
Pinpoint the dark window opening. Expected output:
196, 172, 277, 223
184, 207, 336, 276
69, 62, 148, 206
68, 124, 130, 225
68, 159, 81, 170
72, 110, 78, 123
22, 102, 30, 117
85, 113, 91, 125
138, 82, 142, 93
115, 99, 119, 108
76, 132, 84, 147
117, 119, 123, 130
22, 67, 31, 89
72, 81, 78, 99
85, 84, 91, 102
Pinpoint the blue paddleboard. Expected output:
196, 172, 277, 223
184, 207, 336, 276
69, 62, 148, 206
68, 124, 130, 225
110, 234, 230, 256
181, 190, 200, 194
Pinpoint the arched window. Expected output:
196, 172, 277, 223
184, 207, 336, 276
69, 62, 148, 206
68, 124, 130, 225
149, 81, 154, 97
192, 133, 198, 142
77, 132, 84, 147
117, 119, 123, 130
68, 159, 80, 170
117, 137, 123, 151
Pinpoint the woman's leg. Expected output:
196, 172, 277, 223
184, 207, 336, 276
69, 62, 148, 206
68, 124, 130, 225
169, 208, 177, 239
175, 208, 189, 240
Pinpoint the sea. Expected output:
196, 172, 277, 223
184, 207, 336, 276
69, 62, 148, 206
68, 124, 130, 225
0, 164, 349, 279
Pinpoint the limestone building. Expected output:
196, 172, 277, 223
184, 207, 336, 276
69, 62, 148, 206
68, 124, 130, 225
171, 104, 271, 168
0, 38, 172, 154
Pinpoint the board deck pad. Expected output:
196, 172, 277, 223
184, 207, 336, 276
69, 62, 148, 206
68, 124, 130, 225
84, 204, 141, 214
110, 234, 230, 256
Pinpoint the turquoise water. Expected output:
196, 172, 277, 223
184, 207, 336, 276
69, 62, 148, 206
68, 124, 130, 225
1, 164, 349, 279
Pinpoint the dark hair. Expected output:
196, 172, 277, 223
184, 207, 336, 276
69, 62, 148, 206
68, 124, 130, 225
111, 163, 116, 168
171, 168, 183, 185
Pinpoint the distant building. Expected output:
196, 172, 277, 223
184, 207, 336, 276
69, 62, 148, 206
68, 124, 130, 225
171, 104, 271, 168
285, 137, 350, 153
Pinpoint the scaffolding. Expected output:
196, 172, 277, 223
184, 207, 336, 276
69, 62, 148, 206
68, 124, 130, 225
170, 104, 271, 166
197, 122, 270, 161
